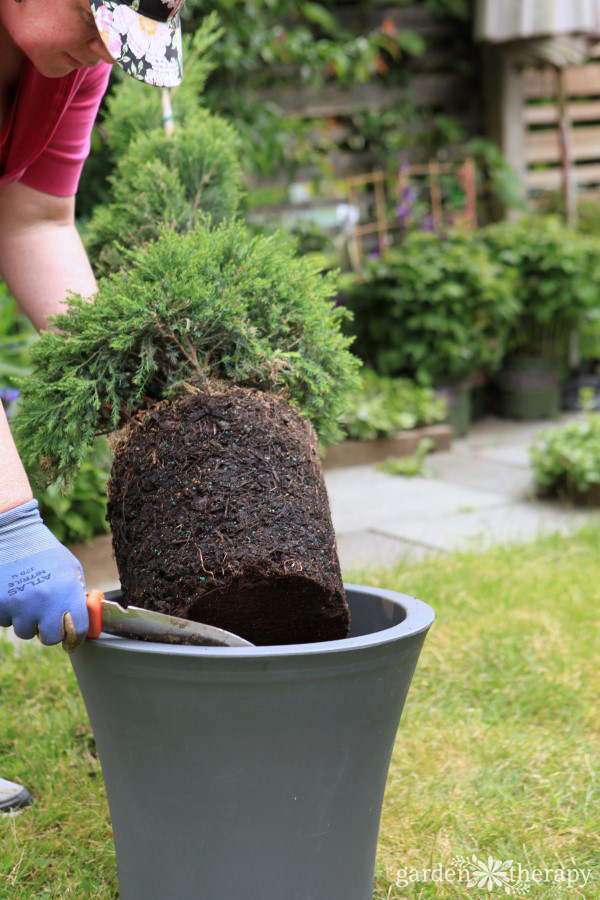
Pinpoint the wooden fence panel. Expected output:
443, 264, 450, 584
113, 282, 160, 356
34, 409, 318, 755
254, 74, 474, 119
246, 4, 480, 191
522, 60, 600, 196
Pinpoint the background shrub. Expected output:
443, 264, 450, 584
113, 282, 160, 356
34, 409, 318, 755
530, 407, 600, 498
482, 216, 600, 359
343, 230, 518, 386
342, 367, 447, 440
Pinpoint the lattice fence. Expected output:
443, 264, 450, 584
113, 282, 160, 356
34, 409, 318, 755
346, 159, 477, 273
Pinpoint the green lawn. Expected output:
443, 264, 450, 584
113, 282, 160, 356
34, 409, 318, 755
1, 525, 598, 898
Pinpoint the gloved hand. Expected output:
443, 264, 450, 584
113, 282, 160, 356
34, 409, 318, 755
0, 499, 88, 650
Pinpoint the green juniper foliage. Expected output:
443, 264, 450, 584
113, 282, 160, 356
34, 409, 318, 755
85, 110, 243, 277
14, 222, 361, 486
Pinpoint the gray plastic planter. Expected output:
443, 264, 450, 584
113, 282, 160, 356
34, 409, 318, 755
70, 584, 434, 900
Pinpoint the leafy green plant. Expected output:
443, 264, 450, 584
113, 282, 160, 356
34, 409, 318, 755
342, 367, 447, 440
465, 136, 527, 219
13, 222, 361, 486
186, 1, 425, 91
424, 0, 472, 20
343, 230, 518, 386
33, 440, 111, 545
0, 282, 37, 382
530, 389, 600, 500
175, 1, 479, 181
483, 216, 600, 359
376, 437, 435, 477
533, 191, 600, 237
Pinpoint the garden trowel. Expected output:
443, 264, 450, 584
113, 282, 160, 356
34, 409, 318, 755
85, 589, 253, 647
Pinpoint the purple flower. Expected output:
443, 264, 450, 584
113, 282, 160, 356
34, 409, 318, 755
420, 213, 435, 233
396, 185, 418, 225
0, 387, 20, 421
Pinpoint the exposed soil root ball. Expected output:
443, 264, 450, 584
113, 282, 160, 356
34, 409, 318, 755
107, 385, 350, 645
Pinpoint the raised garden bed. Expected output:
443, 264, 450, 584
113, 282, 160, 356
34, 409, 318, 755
322, 423, 452, 470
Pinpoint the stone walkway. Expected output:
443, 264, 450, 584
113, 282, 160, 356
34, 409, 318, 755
329, 414, 597, 573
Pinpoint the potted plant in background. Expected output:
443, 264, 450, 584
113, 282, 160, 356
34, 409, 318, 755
342, 229, 518, 436
530, 387, 600, 505
483, 216, 600, 420
324, 365, 450, 468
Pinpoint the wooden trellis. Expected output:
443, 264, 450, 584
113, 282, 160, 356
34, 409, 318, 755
346, 158, 477, 274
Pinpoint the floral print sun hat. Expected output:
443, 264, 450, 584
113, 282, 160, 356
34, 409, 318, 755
88, 0, 185, 87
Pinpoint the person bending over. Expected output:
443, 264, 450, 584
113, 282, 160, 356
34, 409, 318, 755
0, 0, 186, 814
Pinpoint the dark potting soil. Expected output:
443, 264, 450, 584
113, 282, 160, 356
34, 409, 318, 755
107, 385, 350, 645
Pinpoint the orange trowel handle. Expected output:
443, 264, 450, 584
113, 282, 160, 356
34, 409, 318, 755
86, 589, 105, 639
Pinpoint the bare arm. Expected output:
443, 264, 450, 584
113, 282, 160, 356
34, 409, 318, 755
0, 181, 97, 330
0, 181, 97, 510
0, 402, 32, 513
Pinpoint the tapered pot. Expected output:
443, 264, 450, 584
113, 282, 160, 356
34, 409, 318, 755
498, 356, 560, 420
437, 383, 472, 437
70, 584, 434, 900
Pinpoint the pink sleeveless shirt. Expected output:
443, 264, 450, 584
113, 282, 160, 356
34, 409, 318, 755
0, 61, 112, 197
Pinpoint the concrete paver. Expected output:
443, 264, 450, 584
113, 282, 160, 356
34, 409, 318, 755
335, 529, 441, 572
375, 500, 591, 553
426, 453, 535, 500
328, 415, 599, 573
325, 465, 508, 533
450, 414, 577, 467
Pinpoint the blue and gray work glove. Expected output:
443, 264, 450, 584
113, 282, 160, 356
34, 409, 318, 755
0, 500, 88, 652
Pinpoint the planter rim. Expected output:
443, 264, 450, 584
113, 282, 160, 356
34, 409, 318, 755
88, 583, 434, 660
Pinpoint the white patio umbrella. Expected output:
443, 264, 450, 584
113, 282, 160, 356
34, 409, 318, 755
475, 0, 600, 44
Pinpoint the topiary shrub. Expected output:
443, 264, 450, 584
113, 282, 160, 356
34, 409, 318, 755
85, 111, 243, 277
76, 17, 224, 219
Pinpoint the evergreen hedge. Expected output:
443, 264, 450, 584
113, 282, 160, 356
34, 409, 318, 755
85, 110, 243, 277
